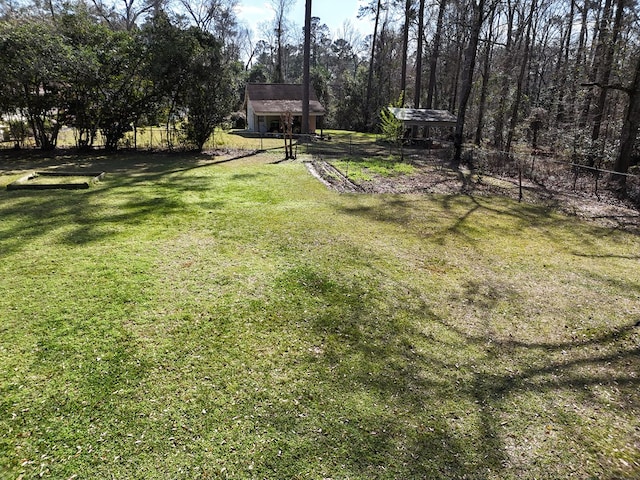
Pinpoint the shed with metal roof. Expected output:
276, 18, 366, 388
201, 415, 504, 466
388, 107, 457, 128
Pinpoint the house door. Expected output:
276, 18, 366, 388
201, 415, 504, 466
258, 116, 267, 133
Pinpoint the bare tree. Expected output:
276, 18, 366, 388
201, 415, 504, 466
579, 0, 613, 128
614, 51, 640, 185
425, 0, 446, 109
336, 19, 366, 76
554, 0, 576, 124
271, 0, 294, 83
413, 0, 424, 108
180, 0, 225, 30
492, 0, 517, 150
453, 0, 489, 165
237, 24, 255, 70
363, 0, 384, 129
91, 0, 161, 30
399, 0, 413, 97
474, 6, 497, 145
590, 0, 626, 143
505, 0, 537, 154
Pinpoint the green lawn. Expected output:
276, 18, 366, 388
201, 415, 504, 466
1, 151, 639, 479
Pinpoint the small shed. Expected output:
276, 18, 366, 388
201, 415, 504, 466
388, 107, 457, 129
244, 83, 326, 134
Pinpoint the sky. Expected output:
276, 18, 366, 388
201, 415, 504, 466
234, 0, 373, 40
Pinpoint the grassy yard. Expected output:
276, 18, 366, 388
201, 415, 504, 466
0, 150, 639, 479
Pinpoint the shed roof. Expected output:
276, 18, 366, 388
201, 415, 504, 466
245, 84, 326, 115
388, 107, 457, 126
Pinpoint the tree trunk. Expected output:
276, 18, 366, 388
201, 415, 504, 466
302, 0, 312, 134
426, 0, 446, 109
613, 53, 640, 186
449, 28, 464, 112
492, 0, 515, 150
555, 0, 575, 124
505, 0, 536, 154
414, 0, 425, 108
591, 0, 625, 142
474, 8, 495, 146
453, 0, 485, 165
364, 0, 383, 130
580, 0, 612, 128
272, 0, 291, 83
400, 0, 412, 97
569, 1, 590, 126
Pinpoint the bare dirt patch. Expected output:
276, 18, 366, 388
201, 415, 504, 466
309, 153, 640, 233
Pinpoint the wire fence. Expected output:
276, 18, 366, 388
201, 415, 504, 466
2, 126, 638, 207
302, 133, 640, 207
0, 126, 295, 153
464, 147, 640, 206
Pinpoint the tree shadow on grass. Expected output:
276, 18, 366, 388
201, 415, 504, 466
0, 151, 276, 256
0, 186, 208, 255
236, 264, 503, 477
335, 192, 637, 259
248, 265, 500, 476
252, 245, 640, 477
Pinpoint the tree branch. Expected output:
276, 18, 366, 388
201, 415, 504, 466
581, 81, 631, 94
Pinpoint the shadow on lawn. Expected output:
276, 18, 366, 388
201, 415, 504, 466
263, 197, 640, 477
4, 315, 153, 476
257, 264, 499, 477
336, 191, 627, 249
0, 150, 272, 256
3, 151, 639, 477
268, 261, 640, 478
0, 185, 199, 255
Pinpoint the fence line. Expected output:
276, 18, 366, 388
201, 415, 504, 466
469, 146, 639, 179
2, 127, 638, 205
303, 136, 639, 205
0, 126, 290, 152
462, 146, 640, 205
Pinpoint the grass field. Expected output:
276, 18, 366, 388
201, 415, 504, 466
0, 150, 639, 479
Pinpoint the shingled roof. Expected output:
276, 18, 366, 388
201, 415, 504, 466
245, 84, 326, 115
388, 107, 457, 126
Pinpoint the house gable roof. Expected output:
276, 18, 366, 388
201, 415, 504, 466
245, 83, 326, 115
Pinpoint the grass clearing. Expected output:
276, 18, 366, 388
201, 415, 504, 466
0, 151, 639, 479
333, 157, 416, 182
